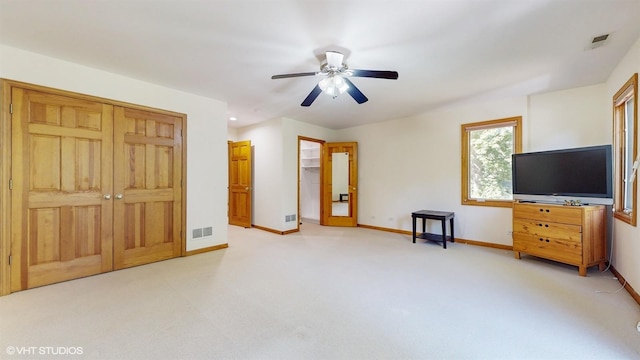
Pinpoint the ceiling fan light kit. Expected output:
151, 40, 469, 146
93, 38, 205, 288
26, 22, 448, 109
271, 50, 398, 106
318, 75, 349, 98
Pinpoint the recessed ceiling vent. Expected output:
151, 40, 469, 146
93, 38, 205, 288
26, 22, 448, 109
587, 33, 610, 50
592, 34, 609, 43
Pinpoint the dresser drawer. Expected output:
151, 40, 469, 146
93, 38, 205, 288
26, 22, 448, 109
513, 203, 582, 225
513, 233, 582, 265
513, 219, 582, 241
512, 202, 605, 276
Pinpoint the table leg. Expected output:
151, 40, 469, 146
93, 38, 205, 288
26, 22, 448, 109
441, 219, 447, 249
412, 216, 416, 243
450, 217, 455, 243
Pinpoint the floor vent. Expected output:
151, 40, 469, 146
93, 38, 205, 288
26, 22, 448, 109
203, 227, 213, 237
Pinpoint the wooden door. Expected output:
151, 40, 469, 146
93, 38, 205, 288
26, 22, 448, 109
321, 142, 358, 227
228, 140, 252, 228
10, 88, 114, 291
113, 107, 183, 269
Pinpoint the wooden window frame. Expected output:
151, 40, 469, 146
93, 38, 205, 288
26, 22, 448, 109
613, 73, 638, 226
461, 116, 522, 208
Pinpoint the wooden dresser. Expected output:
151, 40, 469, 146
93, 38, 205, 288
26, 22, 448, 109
512, 202, 606, 276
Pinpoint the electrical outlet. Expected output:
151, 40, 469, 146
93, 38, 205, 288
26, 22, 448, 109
636, 321, 640, 332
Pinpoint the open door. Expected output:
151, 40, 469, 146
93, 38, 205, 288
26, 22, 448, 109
228, 140, 252, 228
321, 142, 358, 227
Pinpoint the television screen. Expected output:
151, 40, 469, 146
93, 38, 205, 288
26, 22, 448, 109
512, 145, 613, 200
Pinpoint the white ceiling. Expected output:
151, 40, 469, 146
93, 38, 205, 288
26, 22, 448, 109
1, 0, 639, 129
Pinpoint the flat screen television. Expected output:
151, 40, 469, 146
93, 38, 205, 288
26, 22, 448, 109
512, 145, 613, 205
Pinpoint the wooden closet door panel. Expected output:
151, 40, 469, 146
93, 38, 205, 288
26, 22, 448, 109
11, 89, 114, 291
113, 107, 183, 269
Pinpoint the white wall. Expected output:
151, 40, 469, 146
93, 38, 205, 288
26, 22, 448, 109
338, 96, 528, 246
228, 127, 238, 142
237, 117, 335, 232
236, 118, 285, 231
606, 36, 640, 293
527, 84, 608, 151
0, 45, 229, 251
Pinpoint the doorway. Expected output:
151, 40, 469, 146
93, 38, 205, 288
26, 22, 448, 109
298, 137, 358, 228
299, 137, 323, 224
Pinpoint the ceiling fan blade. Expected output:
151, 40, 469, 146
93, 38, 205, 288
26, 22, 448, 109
349, 69, 399, 80
271, 72, 318, 79
343, 78, 368, 104
301, 84, 323, 107
326, 51, 344, 68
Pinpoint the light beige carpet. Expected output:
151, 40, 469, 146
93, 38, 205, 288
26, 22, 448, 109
0, 223, 639, 359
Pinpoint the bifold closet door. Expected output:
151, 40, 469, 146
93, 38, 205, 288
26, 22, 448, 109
10, 88, 114, 291
113, 107, 183, 269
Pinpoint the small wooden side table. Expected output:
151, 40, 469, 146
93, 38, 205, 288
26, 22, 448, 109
412, 210, 455, 249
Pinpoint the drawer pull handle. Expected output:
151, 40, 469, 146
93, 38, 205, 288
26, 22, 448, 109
539, 238, 543, 241
545, 239, 550, 242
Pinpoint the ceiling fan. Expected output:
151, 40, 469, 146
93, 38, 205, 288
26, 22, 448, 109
271, 51, 399, 107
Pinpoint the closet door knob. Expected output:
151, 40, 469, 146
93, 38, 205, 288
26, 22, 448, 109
103, 194, 112, 200
115, 194, 123, 199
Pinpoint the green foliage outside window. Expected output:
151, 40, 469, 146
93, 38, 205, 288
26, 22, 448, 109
469, 126, 514, 200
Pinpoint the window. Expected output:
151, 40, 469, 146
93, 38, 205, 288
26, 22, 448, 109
461, 116, 522, 207
613, 73, 638, 226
